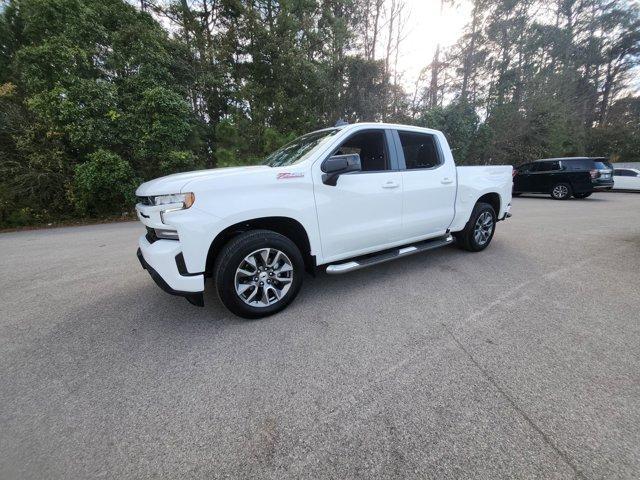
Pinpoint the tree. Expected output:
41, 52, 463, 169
0, 0, 198, 224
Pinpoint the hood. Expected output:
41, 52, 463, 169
135, 166, 271, 196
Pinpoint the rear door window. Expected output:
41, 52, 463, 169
538, 161, 560, 171
397, 131, 441, 169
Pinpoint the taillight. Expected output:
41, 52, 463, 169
590, 169, 599, 179
512, 170, 517, 177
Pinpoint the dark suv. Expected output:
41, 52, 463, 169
513, 157, 614, 200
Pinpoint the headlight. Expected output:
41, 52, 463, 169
152, 192, 195, 209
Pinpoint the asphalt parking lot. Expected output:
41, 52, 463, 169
1, 192, 639, 479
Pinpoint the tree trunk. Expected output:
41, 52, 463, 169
461, 0, 479, 101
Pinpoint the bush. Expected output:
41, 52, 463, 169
159, 150, 199, 176
73, 149, 138, 215
5, 207, 36, 227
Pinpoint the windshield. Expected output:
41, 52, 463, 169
263, 129, 340, 167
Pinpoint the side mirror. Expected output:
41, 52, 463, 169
321, 154, 361, 186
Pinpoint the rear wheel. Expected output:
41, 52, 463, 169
454, 202, 496, 252
573, 192, 592, 199
214, 230, 304, 319
550, 183, 572, 200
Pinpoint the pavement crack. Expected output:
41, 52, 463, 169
444, 325, 587, 480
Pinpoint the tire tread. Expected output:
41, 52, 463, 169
213, 229, 303, 319
454, 202, 496, 252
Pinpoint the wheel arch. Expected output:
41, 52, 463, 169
476, 192, 501, 216
206, 216, 315, 276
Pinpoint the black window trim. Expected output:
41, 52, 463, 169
532, 160, 561, 173
392, 129, 444, 171
323, 127, 400, 174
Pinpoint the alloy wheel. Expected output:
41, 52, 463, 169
234, 248, 293, 307
553, 185, 569, 198
473, 211, 494, 246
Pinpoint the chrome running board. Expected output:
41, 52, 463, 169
325, 235, 454, 275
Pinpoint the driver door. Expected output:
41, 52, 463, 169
313, 129, 403, 262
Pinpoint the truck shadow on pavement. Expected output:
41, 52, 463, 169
125, 238, 536, 331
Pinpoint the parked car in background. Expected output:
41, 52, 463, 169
613, 168, 640, 191
513, 157, 614, 199
135, 123, 513, 318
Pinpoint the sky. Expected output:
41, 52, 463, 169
393, 0, 472, 89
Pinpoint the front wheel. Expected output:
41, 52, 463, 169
573, 192, 592, 199
454, 202, 496, 252
551, 183, 572, 200
214, 230, 304, 319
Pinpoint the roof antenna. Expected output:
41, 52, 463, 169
335, 118, 349, 127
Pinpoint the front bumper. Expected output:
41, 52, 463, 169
137, 235, 205, 307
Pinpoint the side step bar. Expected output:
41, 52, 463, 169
325, 235, 454, 275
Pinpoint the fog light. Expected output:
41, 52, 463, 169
155, 228, 179, 240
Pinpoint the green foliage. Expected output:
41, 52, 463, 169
587, 97, 640, 163
215, 148, 238, 168
72, 150, 137, 215
27, 80, 120, 151
131, 86, 195, 175
262, 127, 296, 155
159, 151, 199, 176
418, 102, 478, 164
0, 0, 197, 226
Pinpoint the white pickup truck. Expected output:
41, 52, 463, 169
136, 123, 512, 318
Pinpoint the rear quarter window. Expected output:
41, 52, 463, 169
564, 160, 591, 170
594, 161, 613, 170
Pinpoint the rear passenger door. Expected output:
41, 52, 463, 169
393, 130, 456, 240
533, 160, 562, 192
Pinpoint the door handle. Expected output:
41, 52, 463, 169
441, 177, 453, 184
382, 181, 400, 189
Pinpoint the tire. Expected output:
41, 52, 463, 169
214, 230, 304, 319
573, 192, 592, 199
453, 202, 497, 252
550, 183, 572, 200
